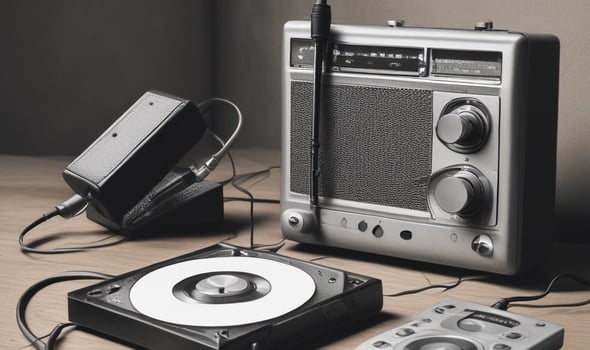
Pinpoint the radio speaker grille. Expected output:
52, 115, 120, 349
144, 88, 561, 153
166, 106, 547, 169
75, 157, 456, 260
290, 81, 433, 212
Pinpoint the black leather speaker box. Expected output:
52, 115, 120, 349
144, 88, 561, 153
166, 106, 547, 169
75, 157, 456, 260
63, 91, 207, 226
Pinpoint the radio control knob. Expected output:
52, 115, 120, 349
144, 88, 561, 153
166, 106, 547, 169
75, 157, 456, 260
386, 20, 405, 27
436, 102, 490, 153
281, 209, 317, 234
474, 20, 494, 31
472, 234, 494, 256
432, 169, 487, 217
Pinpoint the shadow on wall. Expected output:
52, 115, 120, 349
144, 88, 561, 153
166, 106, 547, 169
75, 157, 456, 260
0, 0, 214, 156
556, 178, 590, 243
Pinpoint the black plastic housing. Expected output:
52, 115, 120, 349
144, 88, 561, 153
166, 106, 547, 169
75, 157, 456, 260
67, 243, 383, 349
63, 91, 207, 225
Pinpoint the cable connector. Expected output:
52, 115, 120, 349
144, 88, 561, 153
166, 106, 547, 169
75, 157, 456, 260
55, 194, 88, 219
491, 298, 509, 310
151, 156, 220, 203
311, 0, 331, 41
194, 157, 220, 183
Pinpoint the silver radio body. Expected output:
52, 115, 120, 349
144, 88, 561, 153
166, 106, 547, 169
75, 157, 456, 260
280, 21, 559, 275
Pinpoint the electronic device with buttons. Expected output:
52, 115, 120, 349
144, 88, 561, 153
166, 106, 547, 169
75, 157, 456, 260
355, 297, 564, 350
280, 20, 560, 274
67, 243, 383, 350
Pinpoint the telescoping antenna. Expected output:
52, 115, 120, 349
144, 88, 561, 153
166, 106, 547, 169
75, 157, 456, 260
309, 0, 331, 217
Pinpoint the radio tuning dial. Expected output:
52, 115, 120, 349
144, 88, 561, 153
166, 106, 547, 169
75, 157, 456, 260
436, 101, 490, 153
432, 168, 488, 217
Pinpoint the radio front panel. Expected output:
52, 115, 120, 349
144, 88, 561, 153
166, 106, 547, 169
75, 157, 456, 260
281, 21, 559, 274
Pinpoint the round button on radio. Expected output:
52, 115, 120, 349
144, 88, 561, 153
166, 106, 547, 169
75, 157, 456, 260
437, 99, 490, 153
472, 234, 494, 256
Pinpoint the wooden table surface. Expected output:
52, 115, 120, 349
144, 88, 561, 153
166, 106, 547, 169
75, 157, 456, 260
1, 149, 589, 349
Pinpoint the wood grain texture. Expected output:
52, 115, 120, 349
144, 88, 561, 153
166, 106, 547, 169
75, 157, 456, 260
1, 149, 588, 349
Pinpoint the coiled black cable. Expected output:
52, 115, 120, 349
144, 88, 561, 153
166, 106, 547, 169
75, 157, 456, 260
16, 271, 113, 350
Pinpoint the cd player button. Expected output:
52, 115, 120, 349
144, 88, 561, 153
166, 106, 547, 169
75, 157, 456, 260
411, 318, 432, 327
372, 340, 392, 348
493, 344, 511, 350
504, 332, 522, 340
458, 318, 484, 332
395, 328, 415, 337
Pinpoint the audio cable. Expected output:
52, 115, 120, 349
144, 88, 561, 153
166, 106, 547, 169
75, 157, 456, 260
224, 153, 281, 249
491, 273, 590, 310
149, 97, 244, 202
382, 272, 590, 311
384, 275, 490, 297
16, 271, 113, 350
18, 196, 126, 254
201, 127, 282, 250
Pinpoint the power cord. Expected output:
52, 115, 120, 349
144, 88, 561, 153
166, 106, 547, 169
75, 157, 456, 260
204, 128, 282, 250
19, 196, 126, 254
151, 98, 244, 202
384, 275, 490, 297
221, 151, 281, 250
16, 271, 113, 350
491, 273, 590, 310
384, 273, 590, 311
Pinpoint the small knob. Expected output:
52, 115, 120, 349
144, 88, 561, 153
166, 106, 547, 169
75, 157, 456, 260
432, 169, 488, 217
436, 102, 489, 153
472, 234, 494, 256
387, 20, 405, 27
437, 112, 475, 145
475, 20, 493, 31
281, 209, 317, 233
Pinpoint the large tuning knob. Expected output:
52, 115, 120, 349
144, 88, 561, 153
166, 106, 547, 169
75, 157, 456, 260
430, 167, 489, 218
436, 100, 490, 153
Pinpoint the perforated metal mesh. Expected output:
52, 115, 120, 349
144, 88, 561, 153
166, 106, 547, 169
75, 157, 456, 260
289, 81, 433, 211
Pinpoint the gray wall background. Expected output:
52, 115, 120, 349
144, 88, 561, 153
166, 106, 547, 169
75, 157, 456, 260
0, 0, 214, 155
1, 0, 589, 240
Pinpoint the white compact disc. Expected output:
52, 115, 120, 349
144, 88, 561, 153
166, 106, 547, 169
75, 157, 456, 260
130, 256, 316, 327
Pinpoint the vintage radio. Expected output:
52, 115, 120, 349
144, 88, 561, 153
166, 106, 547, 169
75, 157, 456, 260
280, 20, 559, 274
